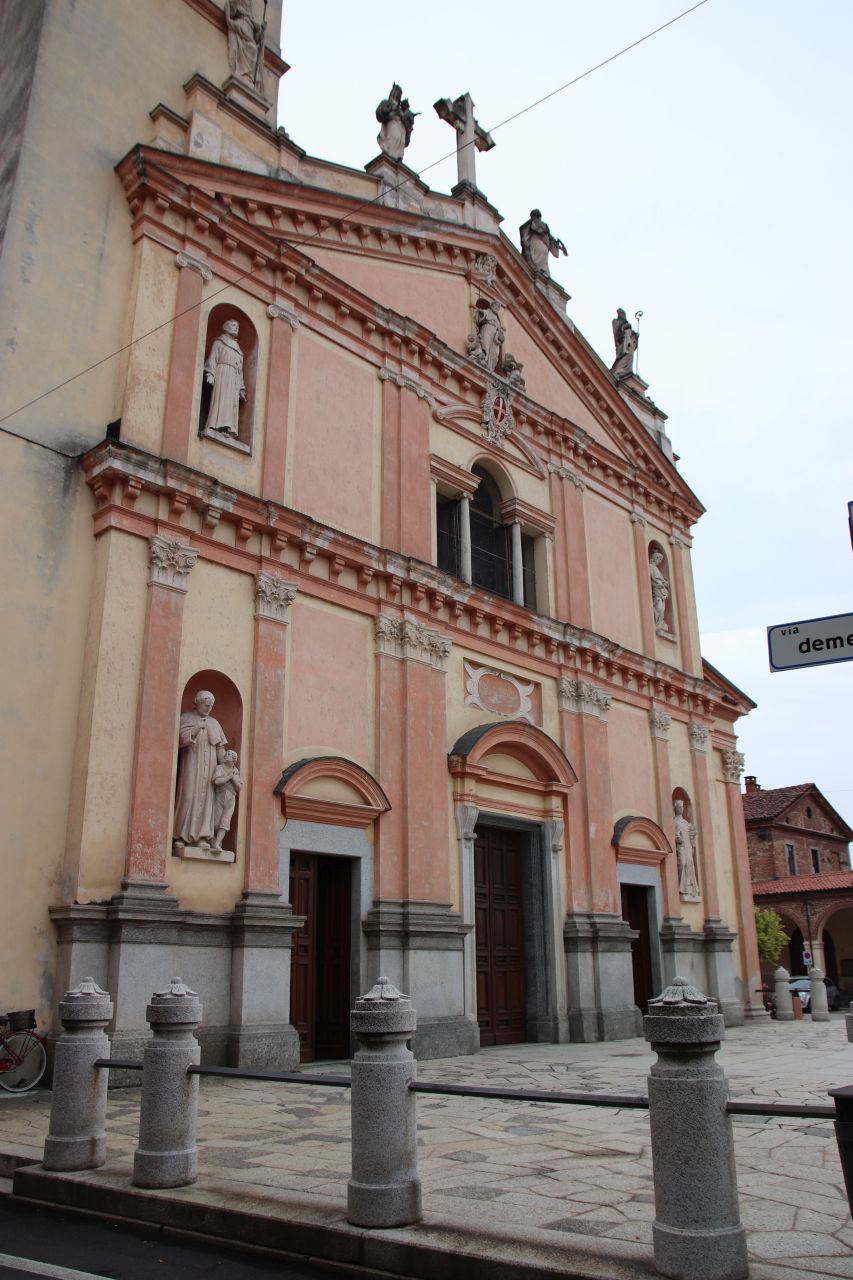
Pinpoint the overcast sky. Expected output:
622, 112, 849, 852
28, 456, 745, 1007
275, 0, 852, 824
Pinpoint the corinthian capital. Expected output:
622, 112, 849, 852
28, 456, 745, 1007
255, 572, 298, 623
722, 749, 746, 784
148, 535, 198, 591
558, 677, 611, 721
649, 708, 672, 740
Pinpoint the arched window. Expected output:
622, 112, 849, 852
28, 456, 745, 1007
434, 462, 539, 609
470, 466, 511, 599
198, 304, 258, 451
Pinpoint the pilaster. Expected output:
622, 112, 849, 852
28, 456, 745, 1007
261, 303, 299, 502
162, 253, 209, 463
669, 533, 698, 674
720, 748, 766, 1018
125, 535, 198, 886
548, 464, 590, 627
648, 706, 681, 915
374, 614, 452, 905
630, 511, 656, 655
689, 723, 721, 919
558, 677, 614, 913
243, 573, 297, 895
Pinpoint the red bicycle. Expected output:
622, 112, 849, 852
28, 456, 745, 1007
0, 1009, 47, 1092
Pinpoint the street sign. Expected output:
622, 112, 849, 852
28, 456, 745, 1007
802, 949, 813, 967
849, 500, 853, 551
767, 610, 853, 672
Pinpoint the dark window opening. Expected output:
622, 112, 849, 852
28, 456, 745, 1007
437, 495, 460, 577
811, 848, 821, 874
470, 470, 511, 601
521, 534, 536, 610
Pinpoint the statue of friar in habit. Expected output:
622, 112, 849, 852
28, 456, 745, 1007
203, 318, 246, 437
375, 84, 418, 163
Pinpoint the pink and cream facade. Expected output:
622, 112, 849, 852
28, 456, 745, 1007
1, 0, 764, 1066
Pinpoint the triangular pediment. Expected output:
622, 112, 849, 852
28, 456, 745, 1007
116, 144, 703, 522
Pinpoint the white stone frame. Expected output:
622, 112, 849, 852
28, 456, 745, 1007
616, 861, 665, 999
278, 819, 375, 1031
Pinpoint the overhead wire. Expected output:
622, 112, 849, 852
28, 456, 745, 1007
0, 0, 710, 447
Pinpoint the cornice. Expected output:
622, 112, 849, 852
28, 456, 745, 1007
81, 440, 734, 724
115, 145, 703, 528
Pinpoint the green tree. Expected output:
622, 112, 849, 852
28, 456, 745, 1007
754, 907, 788, 966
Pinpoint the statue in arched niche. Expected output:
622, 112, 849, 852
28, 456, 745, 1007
673, 798, 701, 901
649, 548, 670, 634
203, 318, 246, 437
173, 691, 228, 850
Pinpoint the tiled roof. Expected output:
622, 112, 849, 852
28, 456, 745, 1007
752, 871, 853, 896
742, 784, 813, 822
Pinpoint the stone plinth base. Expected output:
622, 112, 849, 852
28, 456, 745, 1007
221, 75, 272, 120
225, 1023, 301, 1071
413, 1015, 479, 1060
172, 843, 236, 863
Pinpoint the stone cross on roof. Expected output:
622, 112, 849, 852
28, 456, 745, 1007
433, 92, 495, 193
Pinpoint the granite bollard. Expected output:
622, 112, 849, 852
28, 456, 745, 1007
132, 978, 201, 1189
644, 977, 748, 1280
43, 978, 113, 1171
347, 977, 422, 1228
774, 965, 793, 1021
809, 966, 830, 1021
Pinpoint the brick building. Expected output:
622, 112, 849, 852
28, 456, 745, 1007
743, 777, 853, 994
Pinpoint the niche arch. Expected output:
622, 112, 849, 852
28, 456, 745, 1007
198, 303, 259, 450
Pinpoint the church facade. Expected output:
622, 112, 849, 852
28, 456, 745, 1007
1, 0, 764, 1067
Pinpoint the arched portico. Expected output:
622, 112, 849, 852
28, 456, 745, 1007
449, 721, 576, 1047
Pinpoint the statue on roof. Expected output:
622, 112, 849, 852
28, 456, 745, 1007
611, 308, 639, 377
225, 0, 267, 95
376, 84, 418, 163
519, 209, 567, 277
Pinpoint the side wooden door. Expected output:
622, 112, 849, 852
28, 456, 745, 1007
289, 853, 352, 1062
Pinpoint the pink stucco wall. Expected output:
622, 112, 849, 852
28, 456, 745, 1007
291, 335, 375, 542
287, 603, 371, 765
585, 497, 642, 650
310, 248, 469, 354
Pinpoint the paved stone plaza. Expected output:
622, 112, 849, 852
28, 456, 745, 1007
3, 1016, 852, 1279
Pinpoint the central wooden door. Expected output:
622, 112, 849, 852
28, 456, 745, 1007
621, 883, 654, 1015
474, 826, 526, 1046
289, 852, 352, 1062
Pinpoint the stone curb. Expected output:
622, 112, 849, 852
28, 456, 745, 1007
11, 1162, 796, 1280
13, 1161, 659, 1280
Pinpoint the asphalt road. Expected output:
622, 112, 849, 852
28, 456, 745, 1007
0, 1200, 364, 1280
